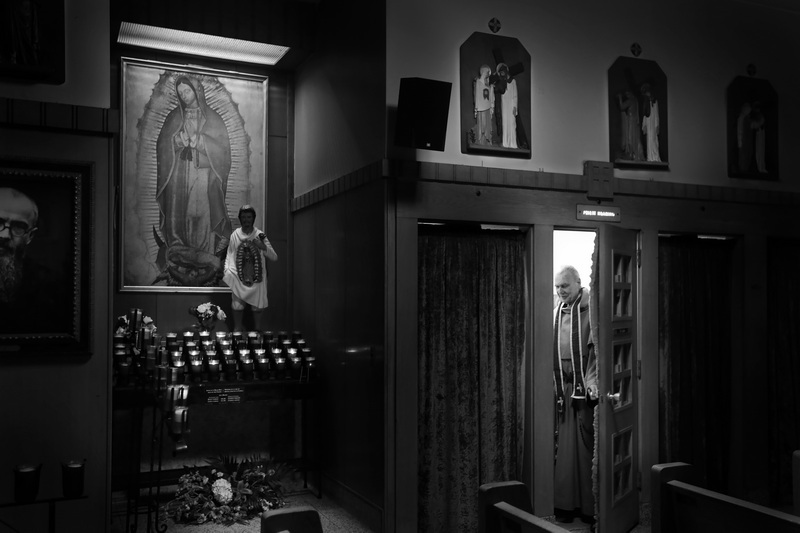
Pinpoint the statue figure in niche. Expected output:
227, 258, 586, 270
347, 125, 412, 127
495, 62, 519, 149
736, 100, 767, 174
472, 64, 495, 146
640, 82, 661, 162
616, 90, 643, 161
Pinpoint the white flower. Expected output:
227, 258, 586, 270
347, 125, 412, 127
212, 478, 233, 504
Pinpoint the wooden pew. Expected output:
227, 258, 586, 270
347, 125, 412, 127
479, 481, 571, 533
794, 450, 800, 516
652, 462, 800, 533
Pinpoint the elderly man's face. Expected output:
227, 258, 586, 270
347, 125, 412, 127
0, 189, 37, 302
554, 270, 581, 305
0, 192, 37, 255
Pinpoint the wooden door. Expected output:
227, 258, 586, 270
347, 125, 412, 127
595, 225, 639, 533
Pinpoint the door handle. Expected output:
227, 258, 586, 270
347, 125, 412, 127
606, 392, 621, 403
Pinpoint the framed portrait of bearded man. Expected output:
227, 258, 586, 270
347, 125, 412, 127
0, 159, 92, 355
120, 58, 267, 292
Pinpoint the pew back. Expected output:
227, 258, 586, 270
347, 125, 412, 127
479, 481, 571, 533
794, 450, 800, 516
668, 480, 800, 533
492, 501, 573, 533
653, 462, 800, 533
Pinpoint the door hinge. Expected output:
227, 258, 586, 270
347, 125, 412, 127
637, 360, 641, 379
636, 249, 641, 268
637, 471, 642, 490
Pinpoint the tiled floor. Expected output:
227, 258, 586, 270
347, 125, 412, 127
555, 516, 650, 533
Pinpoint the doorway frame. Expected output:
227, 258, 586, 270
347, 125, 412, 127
387, 175, 782, 532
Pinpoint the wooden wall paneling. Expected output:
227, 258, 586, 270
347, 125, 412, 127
9, 99, 43, 127
292, 209, 316, 341
638, 228, 660, 505
394, 179, 798, 239
531, 224, 555, 516
268, 74, 289, 138
264, 238, 288, 331
0, 128, 112, 533
267, 131, 288, 236
343, 181, 386, 505
164, 1, 183, 32
203, 6, 223, 36
266, 132, 289, 328
292, 181, 386, 530
252, 0, 270, 43
183, 0, 205, 34
396, 181, 595, 227
394, 214, 419, 533
521, 229, 536, 508
313, 194, 347, 480
143, 0, 167, 29
43, 102, 74, 130
267, 0, 288, 46
218, 0, 237, 38
385, 179, 398, 533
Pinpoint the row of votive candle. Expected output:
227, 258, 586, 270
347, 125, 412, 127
164, 339, 313, 384
113, 330, 314, 385
179, 350, 312, 383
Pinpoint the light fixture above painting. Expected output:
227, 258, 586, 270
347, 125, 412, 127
117, 22, 290, 66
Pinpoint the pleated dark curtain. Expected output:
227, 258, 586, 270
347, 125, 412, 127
658, 235, 735, 492
417, 227, 526, 533
767, 238, 800, 507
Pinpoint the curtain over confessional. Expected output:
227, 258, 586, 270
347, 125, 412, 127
417, 226, 526, 533
658, 235, 735, 492
767, 238, 800, 507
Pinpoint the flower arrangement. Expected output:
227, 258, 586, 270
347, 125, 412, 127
114, 314, 155, 337
190, 302, 227, 322
162, 455, 290, 525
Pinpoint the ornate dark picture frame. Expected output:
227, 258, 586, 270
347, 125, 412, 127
459, 32, 532, 158
608, 56, 668, 170
726, 76, 778, 181
120, 58, 268, 292
0, 158, 92, 356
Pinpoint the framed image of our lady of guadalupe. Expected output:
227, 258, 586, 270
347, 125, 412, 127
120, 58, 268, 292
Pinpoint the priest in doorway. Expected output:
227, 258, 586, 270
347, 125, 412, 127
553, 265, 597, 530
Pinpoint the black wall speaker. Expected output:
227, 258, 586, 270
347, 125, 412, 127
394, 77, 452, 151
